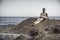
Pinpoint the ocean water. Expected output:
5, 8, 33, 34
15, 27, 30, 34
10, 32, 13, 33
0, 17, 28, 25
0, 17, 60, 25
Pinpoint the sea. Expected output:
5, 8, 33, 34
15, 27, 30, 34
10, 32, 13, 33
0, 17, 60, 25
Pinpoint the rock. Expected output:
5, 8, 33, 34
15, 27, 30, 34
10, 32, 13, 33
0, 38, 5, 40
15, 35, 28, 40
52, 25, 60, 34
0, 18, 60, 40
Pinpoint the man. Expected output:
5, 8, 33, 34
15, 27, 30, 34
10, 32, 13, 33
32, 8, 49, 26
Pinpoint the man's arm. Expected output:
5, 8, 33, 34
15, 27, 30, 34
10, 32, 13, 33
46, 13, 48, 17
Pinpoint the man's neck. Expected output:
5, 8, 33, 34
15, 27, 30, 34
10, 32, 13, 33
43, 11, 45, 13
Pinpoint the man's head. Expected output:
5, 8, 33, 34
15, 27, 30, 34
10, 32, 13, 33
42, 8, 46, 13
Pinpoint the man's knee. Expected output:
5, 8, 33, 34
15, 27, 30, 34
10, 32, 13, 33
40, 18, 45, 21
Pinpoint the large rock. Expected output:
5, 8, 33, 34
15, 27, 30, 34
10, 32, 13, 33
15, 35, 28, 40
14, 18, 60, 40
0, 18, 60, 40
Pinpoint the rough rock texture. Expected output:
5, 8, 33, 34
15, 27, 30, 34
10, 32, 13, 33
0, 18, 60, 40
15, 35, 28, 40
14, 18, 60, 40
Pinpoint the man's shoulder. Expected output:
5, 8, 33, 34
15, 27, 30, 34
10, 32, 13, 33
45, 13, 48, 15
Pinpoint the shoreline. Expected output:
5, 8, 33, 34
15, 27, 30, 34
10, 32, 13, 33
0, 18, 60, 40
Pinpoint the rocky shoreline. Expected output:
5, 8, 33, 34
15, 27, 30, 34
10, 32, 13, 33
0, 18, 60, 40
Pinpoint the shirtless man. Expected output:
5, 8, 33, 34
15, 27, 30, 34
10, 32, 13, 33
32, 8, 49, 26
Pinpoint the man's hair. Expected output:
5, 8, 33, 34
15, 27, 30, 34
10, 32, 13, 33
42, 8, 45, 10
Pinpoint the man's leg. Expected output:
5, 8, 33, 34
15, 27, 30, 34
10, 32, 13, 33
33, 18, 43, 25
31, 18, 44, 27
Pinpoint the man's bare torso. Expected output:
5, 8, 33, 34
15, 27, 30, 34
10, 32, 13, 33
40, 12, 48, 18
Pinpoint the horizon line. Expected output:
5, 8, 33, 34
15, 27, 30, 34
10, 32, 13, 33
0, 16, 60, 18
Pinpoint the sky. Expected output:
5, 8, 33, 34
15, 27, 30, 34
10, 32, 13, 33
0, 0, 60, 17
